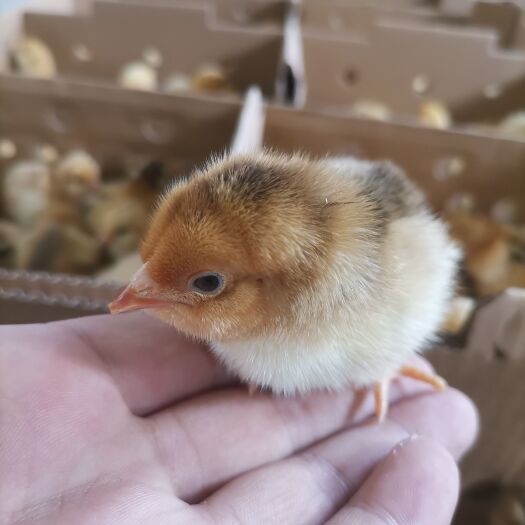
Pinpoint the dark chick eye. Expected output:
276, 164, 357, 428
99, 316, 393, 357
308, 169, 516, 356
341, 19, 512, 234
189, 272, 225, 295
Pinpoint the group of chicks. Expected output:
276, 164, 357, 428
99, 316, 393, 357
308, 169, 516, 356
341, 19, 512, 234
444, 198, 525, 298
9, 35, 235, 96
0, 149, 168, 276
351, 98, 525, 138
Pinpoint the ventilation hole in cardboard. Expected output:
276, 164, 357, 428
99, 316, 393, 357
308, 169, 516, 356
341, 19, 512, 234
0, 138, 16, 159
484, 83, 502, 99
232, 6, 249, 23
342, 68, 358, 86
433, 155, 465, 181
142, 46, 162, 68
44, 107, 71, 134
445, 192, 475, 213
493, 345, 507, 360
140, 119, 176, 144
34, 144, 59, 164
72, 44, 92, 62
329, 15, 344, 31
412, 74, 431, 95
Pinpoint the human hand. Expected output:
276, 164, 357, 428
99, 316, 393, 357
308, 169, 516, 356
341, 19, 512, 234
0, 313, 477, 525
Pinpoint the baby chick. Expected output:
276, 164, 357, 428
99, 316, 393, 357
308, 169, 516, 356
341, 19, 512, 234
10, 36, 57, 78
43, 150, 101, 228
17, 221, 103, 275
109, 152, 459, 420
118, 61, 158, 91
445, 211, 525, 297
0, 220, 20, 269
89, 161, 165, 260
419, 100, 452, 129
2, 160, 51, 227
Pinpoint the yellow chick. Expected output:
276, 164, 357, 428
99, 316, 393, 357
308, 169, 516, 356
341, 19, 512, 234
109, 152, 459, 421
2, 160, 51, 227
191, 63, 232, 93
118, 61, 158, 91
10, 36, 57, 78
38, 149, 102, 229
419, 100, 452, 129
445, 211, 525, 297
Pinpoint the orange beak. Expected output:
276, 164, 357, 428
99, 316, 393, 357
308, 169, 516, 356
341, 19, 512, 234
108, 286, 173, 314
108, 263, 173, 314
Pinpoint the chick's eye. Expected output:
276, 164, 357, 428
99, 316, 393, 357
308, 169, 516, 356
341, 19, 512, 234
189, 272, 225, 295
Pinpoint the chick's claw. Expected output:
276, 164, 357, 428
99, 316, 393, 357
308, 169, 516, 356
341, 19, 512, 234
399, 364, 447, 391
374, 366, 447, 423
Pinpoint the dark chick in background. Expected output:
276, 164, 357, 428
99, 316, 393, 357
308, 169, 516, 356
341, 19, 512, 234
110, 152, 459, 420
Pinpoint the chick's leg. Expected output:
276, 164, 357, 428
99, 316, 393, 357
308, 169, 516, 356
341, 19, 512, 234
373, 366, 446, 423
399, 365, 447, 390
374, 380, 390, 424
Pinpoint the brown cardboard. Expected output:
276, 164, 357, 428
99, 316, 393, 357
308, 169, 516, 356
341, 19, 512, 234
429, 288, 525, 487
301, 22, 525, 122
263, 104, 525, 216
20, 1, 285, 99
76, 0, 289, 27
0, 74, 241, 171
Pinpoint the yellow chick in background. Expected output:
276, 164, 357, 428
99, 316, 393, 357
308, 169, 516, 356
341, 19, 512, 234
17, 221, 103, 275
89, 161, 166, 260
110, 152, 459, 421
10, 36, 56, 78
2, 160, 50, 227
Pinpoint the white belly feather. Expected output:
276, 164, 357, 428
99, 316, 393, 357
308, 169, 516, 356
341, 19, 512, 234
212, 213, 459, 394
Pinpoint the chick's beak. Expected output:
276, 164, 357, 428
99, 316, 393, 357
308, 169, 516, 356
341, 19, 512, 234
108, 263, 173, 314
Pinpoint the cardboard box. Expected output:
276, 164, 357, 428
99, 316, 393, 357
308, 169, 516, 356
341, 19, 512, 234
19, 1, 287, 100
300, 21, 525, 123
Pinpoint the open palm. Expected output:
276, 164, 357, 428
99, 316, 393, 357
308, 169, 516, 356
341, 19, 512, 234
1, 313, 477, 525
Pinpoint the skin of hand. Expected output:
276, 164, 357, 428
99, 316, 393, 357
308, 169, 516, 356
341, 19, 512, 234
0, 313, 478, 525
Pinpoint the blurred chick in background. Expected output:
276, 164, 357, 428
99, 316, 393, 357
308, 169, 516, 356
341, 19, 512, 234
2, 160, 50, 227
17, 221, 103, 275
43, 149, 101, 229
110, 152, 459, 420
446, 211, 525, 297
89, 160, 165, 261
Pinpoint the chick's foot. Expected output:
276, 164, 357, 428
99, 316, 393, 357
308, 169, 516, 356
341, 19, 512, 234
374, 365, 447, 423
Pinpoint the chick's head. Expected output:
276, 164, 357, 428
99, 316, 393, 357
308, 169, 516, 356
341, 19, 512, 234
53, 150, 101, 200
110, 153, 372, 342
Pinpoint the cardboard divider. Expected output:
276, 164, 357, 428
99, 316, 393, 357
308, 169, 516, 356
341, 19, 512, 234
301, 22, 525, 122
263, 104, 525, 216
302, 1, 525, 50
0, 74, 242, 172
20, 1, 285, 99
76, 0, 290, 28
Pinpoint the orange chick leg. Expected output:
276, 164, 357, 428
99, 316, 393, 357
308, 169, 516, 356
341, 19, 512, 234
374, 380, 390, 424
399, 365, 447, 391
374, 365, 447, 423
